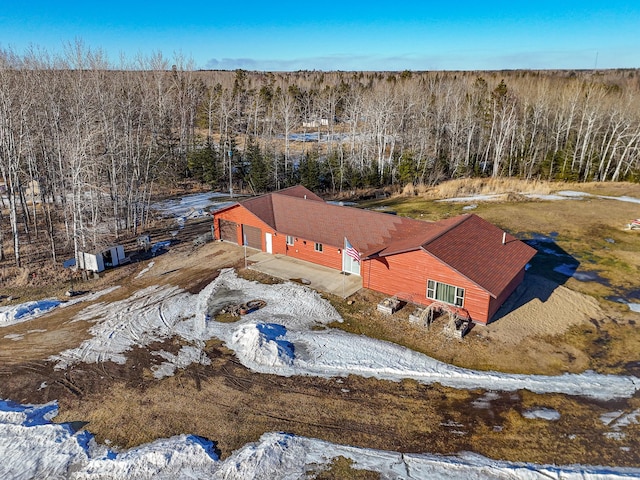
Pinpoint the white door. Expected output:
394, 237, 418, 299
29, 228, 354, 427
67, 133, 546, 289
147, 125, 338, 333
342, 249, 360, 275
265, 232, 273, 254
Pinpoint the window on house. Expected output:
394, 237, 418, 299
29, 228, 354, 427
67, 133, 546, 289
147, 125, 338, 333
314, 242, 323, 252
427, 280, 464, 307
286, 235, 294, 246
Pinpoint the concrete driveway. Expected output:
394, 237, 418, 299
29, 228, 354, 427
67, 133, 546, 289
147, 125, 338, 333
246, 252, 362, 298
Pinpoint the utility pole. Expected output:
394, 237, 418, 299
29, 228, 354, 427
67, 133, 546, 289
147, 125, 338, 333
228, 149, 233, 198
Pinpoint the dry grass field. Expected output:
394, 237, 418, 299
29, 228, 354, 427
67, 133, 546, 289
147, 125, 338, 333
1, 179, 640, 469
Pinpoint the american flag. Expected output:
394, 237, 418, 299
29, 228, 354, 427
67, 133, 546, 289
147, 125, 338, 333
345, 238, 360, 262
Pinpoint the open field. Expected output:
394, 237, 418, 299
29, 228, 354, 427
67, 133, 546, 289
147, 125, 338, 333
1, 180, 640, 472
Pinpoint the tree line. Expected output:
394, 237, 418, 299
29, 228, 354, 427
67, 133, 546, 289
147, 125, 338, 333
1, 43, 639, 267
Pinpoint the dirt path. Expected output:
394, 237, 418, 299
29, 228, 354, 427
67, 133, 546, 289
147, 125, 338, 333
0, 241, 244, 366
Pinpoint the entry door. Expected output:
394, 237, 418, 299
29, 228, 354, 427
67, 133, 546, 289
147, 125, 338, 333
265, 232, 273, 254
342, 249, 361, 276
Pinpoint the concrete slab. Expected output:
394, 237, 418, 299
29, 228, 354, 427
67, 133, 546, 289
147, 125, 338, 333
247, 253, 362, 298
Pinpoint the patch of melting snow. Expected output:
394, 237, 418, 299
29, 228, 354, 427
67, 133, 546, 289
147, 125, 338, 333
135, 260, 155, 279
152, 344, 212, 379
3, 398, 640, 478
608, 297, 640, 313
471, 391, 501, 409
150, 192, 229, 218
0, 399, 219, 479
50, 284, 195, 369
557, 190, 590, 198
0, 299, 61, 327
229, 323, 295, 368
553, 264, 607, 283
600, 409, 640, 441
0, 286, 119, 329
522, 408, 561, 421
601, 409, 640, 429
438, 194, 503, 202
438, 190, 640, 205
21, 268, 634, 401
3, 333, 23, 341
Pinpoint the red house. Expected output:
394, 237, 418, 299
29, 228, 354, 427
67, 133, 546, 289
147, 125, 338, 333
212, 186, 536, 324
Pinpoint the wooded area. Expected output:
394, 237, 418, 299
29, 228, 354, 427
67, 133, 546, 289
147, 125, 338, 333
1, 43, 640, 268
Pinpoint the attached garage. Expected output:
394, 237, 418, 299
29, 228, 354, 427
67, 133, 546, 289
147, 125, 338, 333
242, 225, 262, 249
219, 219, 238, 244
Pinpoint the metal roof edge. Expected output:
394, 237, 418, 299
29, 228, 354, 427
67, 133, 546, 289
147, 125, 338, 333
211, 202, 241, 215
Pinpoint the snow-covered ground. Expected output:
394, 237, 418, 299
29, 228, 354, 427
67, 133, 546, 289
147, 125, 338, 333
0, 287, 119, 329
3, 252, 640, 476
439, 190, 640, 204
2, 399, 640, 480
43, 269, 639, 400
150, 192, 234, 220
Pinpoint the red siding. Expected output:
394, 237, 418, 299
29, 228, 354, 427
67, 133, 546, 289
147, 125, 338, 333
214, 205, 275, 250
362, 249, 493, 324
487, 267, 526, 322
281, 236, 343, 270
214, 205, 343, 270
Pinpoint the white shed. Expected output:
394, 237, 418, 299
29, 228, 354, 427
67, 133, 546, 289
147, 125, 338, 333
77, 245, 126, 273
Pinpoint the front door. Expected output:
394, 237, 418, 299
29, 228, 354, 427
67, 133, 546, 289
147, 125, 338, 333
265, 232, 273, 254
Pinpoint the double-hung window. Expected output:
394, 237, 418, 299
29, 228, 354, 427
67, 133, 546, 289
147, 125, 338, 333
286, 235, 294, 246
427, 280, 464, 307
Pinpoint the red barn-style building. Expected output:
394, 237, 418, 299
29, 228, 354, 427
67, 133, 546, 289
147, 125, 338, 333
212, 186, 536, 324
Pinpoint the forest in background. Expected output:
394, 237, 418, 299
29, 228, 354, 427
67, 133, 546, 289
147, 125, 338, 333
1, 43, 640, 268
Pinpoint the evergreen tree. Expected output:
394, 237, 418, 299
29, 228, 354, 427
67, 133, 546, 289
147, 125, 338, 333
299, 150, 322, 191
245, 139, 271, 193
187, 140, 221, 188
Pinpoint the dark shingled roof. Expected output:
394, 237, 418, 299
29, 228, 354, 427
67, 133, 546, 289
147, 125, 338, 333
214, 186, 536, 298
421, 214, 536, 298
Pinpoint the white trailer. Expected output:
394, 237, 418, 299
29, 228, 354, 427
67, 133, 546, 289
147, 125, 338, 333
77, 245, 126, 273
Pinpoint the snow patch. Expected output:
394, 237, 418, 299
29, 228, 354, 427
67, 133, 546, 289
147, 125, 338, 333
230, 323, 295, 368
471, 391, 501, 409
0, 299, 61, 327
522, 408, 561, 421
3, 399, 640, 478
39, 268, 639, 401
135, 261, 155, 279
50, 284, 195, 369
3, 333, 23, 341
438, 190, 640, 205
152, 344, 212, 379
150, 192, 228, 218
0, 399, 219, 479
217, 431, 640, 479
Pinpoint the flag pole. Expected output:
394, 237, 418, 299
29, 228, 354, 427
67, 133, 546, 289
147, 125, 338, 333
342, 236, 346, 298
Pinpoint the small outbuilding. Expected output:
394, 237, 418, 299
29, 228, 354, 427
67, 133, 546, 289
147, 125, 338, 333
212, 186, 536, 324
77, 245, 126, 273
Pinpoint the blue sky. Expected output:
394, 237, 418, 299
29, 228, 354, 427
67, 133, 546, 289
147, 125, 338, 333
1, 1, 639, 70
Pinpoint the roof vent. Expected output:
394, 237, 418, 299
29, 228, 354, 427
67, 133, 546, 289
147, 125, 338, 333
304, 195, 307, 199
502, 232, 506, 245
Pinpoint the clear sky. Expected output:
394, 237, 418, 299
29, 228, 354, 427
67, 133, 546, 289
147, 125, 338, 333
1, 1, 639, 71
